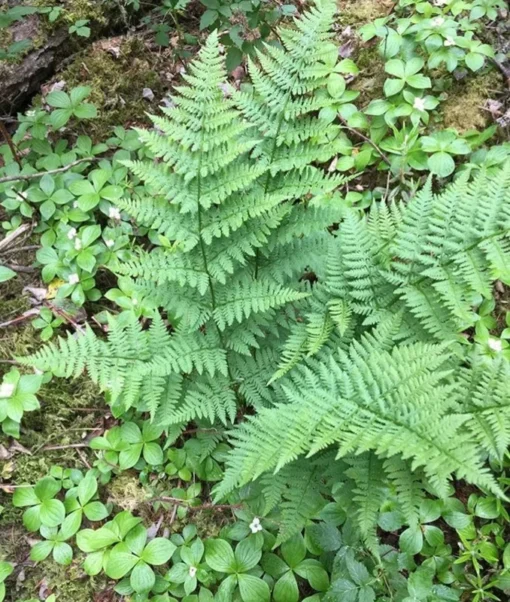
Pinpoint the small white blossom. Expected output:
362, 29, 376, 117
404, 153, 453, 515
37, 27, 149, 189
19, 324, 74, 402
433, 0, 449, 6
444, 36, 456, 47
69, 273, 80, 285
249, 517, 263, 534
105, 239, 115, 248
73, 201, 79, 209
67, 227, 77, 240
413, 97, 426, 112
26, 110, 36, 117
189, 566, 197, 578
132, 298, 138, 306
33, 368, 43, 375
488, 338, 503, 353
109, 207, 121, 220
0, 382, 15, 398
74, 238, 82, 250
431, 16, 445, 27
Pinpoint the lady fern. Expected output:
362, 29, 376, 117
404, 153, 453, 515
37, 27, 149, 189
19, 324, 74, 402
21, 1, 346, 426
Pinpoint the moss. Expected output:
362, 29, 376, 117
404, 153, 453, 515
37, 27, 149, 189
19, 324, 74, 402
442, 70, 504, 133
6, 553, 105, 602
57, 35, 168, 139
338, 0, 392, 27
351, 43, 386, 106
107, 473, 149, 512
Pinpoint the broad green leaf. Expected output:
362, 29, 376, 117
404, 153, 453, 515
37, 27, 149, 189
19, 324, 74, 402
427, 152, 455, 177
281, 534, 306, 569
143, 442, 164, 465
39, 499, 66, 527
235, 537, 262, 572
78, 474, 98, 506
327, 73, 346, 99
34, 477, 61, 501
76, 527, 119, 552
46, 90, 71, 108
74, 103, 97, 119
84, 501, 109, 522
399, 526, 423, 555
295, 559, 329, 591
141, 538, 176, 565
0, 266, 16, 283
53, 541, 73, 565
274, 571, 299, 602
30, 540, 54, 562
59, 510, 82, 540
106, 546, 139, 579
50, 108, 72, 129
23, 506, 42, 532
12, 486, 39, 508
205, 539, 235, 573
70, 86, 91, 105
130, 560, 155, 593
237, 573, 270, 602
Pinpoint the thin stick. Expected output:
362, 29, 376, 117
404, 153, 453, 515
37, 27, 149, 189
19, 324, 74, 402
3, 263, 36, 273
76, 447, 92, 469
44, 300, 85, 333
0, 122, 22, 168
0, 223, 31, 251
149, 497, 242, 512
41, 443, 89, 451
0, 245, 40, 256
338, 116, 393, 167
0, 158, 97, 184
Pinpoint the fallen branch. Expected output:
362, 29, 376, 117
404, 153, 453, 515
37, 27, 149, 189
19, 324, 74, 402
338, 116, 393, 168
148, 497, 242, 512
3, 263, 36, 273
41, 443, 89, 451
0, 157, 97, 184
0, 245, 40, 256
0, 223, 32, 252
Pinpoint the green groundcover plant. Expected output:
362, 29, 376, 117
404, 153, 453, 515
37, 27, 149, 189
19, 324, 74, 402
3, 1, 510, 601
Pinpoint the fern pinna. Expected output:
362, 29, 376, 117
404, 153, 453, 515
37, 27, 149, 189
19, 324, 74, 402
20, 2, 346, 426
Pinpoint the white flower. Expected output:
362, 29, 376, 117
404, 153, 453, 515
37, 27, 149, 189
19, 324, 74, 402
0, 382, 15, 398
488, 338, 503, 353
67, 227, 77, 240
189, 566, 197, 578
74, 238, 82, 250
73, 201, 79, 209
433, 0, 449, 6
431, 16, 445, 27
413, 97, 426, 111
33, 368, 43, 375
69, 273, 80, 285
132, 298, 138, 306
249, 517, 263, 534
109, 207, 121, 220
444, 36, 456, 47
105, 239, 115, 248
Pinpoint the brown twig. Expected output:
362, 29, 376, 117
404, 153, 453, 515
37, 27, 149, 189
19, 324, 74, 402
0, 158, 97, 184
3, 263, 36, 273
44, 300, 85, 333
0, 121, 22, 168
338, 116, 393, 167
0, 245, 40, 256
0, 223, 32, 252
0, 308, 39, 328
149, 497, 242, 512
41, 443, 89, 451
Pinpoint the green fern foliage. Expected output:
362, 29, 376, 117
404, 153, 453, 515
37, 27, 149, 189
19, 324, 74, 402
20, 0, 346, 428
